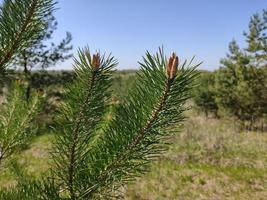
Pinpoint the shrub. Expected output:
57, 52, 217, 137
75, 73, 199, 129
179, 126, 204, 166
193, 71, 218, 118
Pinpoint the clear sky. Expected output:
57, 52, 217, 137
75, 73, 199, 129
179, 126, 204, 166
27, 1, 267, 70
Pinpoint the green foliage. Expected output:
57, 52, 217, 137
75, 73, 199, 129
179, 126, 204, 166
0, 176, 61, 200
193, 71, 218, 117
215, 10, 267, 128
13, 11, 73, 71
0, 0, 199, 198
244, 9, 267, 62
51, 48, 117, 199
0, 48, 198, 199
0, 181, 41, 200
191, 9, 267, 128
216, 64, 267, 126
0, 48, 200, 199
0, 0, 55, 167
0, 0, 55, 74
216, 41, 254, 120
30, 71, 76, 88
0, 82, 42, 166
11, 4, 72, 101
46, 48, 197, 199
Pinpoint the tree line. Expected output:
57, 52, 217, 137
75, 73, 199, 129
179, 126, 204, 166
193, 9, 267, 130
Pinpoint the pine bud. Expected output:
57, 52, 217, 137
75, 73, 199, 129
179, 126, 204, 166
91, 53, 100, 69
166, 56, 173, 78
166, 52, 179, 79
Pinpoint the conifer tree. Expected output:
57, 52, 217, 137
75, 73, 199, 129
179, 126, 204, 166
244, 9, 267, 63
216, 41, 259, 124
13, 9, 73, 100
13, 13, 73, 72
244, 9, 267, 103
216, 9, 267, 129
0, 0, 56, 75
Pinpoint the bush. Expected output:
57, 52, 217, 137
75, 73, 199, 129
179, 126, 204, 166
193, 71, 218, 118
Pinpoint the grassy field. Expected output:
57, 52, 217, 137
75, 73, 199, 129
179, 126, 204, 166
126, 113, 267, 200
0, 71, 267, 199
1, 112, 267, 199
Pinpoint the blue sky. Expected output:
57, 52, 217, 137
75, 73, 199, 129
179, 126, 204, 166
31, 1, 267, 70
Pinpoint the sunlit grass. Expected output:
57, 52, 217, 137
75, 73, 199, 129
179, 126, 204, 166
0, 109, 267, 199
126, 113, 267, 199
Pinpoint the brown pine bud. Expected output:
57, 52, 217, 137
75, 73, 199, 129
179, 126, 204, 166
166, 52, 179, 79
166, 56, 173, 78
170, 54, 179, 79
91, 53, 100, 69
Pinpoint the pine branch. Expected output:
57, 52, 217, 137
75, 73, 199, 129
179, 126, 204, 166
0, 0, 37, 68
128, 79, 171, 150
81, 79, 173, 198
68, 61, 97, 199
78, 48, 199, 199
51, 48, 117, 199
0, 82, 42, 166
0, 0, 55, 73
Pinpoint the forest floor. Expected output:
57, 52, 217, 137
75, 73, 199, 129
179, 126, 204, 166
0, 113, 267, 200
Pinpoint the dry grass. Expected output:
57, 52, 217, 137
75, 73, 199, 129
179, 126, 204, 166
0, 134, 54, 189
126, 114, 267, 200
0, 113, 267, 199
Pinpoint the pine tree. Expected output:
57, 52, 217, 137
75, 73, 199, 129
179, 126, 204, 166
216, 41, 256, 122
244, 9, 267, 108
12, 10, 73, 100
14, 15, 72, 72
244, 9, 267, 63
216, 41, 267, 129
216, 9, 267, 129
0, 0, 56, 75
